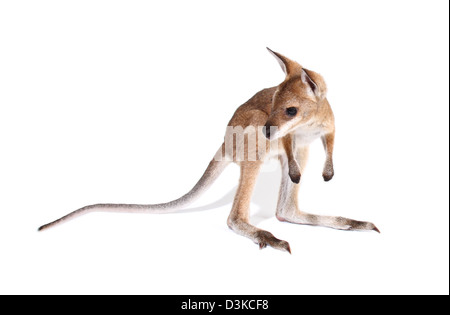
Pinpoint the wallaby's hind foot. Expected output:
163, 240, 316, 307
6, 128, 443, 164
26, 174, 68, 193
277, 211, 380, 233
227, 219, 291, 254
256, 230, 291, 253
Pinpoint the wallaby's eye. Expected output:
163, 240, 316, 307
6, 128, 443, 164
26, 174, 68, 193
286, 107, 298, 117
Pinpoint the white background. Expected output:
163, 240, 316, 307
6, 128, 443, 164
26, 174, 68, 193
0, 0, 448, 295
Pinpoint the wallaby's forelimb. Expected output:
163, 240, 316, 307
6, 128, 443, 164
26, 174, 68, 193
321, 131, 335, 182
282, 134, 301, 184
38, 153, 229, 231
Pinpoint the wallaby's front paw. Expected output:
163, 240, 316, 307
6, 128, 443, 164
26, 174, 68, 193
256, 230, 291, 254
289, 171, 301, 184
322, 170, 334, 182
288, 161, 301, 184
322, 161, 334, 182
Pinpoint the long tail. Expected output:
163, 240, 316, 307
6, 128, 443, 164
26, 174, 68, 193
38, 155, 229, 231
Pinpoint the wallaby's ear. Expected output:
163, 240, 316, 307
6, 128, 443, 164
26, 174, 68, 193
266, 47, 302, 77
301, 68, 328, 100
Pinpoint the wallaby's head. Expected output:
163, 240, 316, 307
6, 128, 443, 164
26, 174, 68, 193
264, 48, 328, 140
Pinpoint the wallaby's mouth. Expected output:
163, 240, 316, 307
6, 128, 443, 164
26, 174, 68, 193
263, 123, 283, 140
264, 124, 272, 139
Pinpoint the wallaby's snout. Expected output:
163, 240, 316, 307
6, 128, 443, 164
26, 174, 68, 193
264, 123, 272, 140
264, 118, 282, 140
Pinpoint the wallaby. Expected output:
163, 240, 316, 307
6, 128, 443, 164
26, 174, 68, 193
39, 48, 379, 253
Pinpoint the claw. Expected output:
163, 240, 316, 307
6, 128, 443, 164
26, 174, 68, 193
285, 243, 292, 254
372, 226, 381, 233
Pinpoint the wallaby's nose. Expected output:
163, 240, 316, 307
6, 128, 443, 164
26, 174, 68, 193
264, 123, 271, 139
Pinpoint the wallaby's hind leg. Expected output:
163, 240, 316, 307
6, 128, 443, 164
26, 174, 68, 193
227, 161, 291, 253
276, 147, 379, 232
